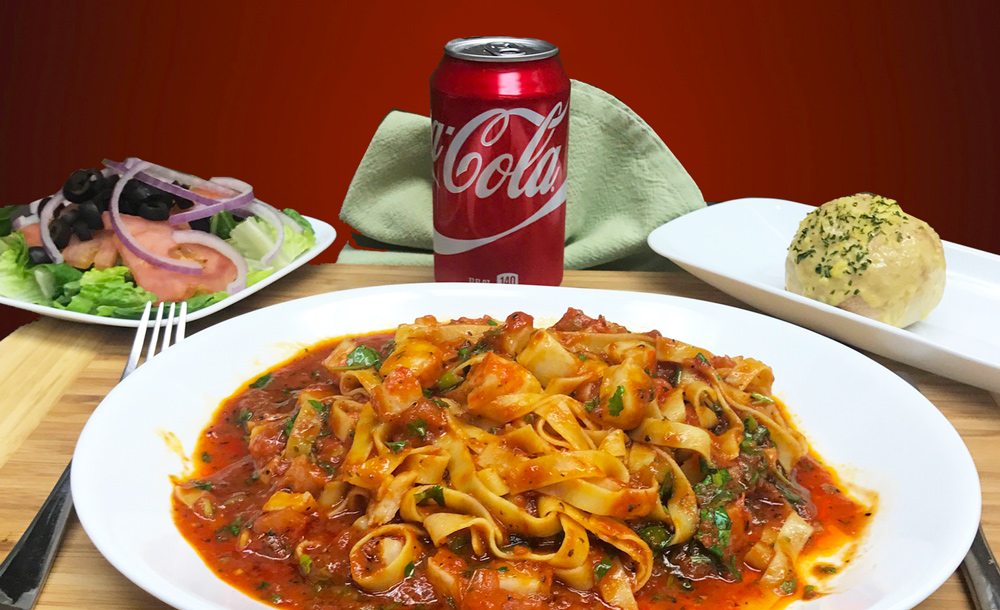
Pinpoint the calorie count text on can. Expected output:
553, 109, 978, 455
431, 36, 570, 286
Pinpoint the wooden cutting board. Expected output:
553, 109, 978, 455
0, 264, 995, 610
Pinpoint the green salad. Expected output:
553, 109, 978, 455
0, 160, 317, 319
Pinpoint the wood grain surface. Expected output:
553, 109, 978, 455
0, 264, 994, 610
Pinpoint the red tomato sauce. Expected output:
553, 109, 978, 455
172, 330, 872, 610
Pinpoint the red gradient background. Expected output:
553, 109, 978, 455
1, 1, 998, 339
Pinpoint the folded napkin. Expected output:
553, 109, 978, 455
338, 80, 704, 271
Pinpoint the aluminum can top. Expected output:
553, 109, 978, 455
443, 37, 559, 63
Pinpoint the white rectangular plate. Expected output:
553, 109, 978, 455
648, 198, 1000, 392
0, 216, 336, 327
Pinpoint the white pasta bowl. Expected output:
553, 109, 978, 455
72, 283, 980, 610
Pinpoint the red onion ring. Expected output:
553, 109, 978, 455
172, 230, 248, 294
38, 193, 67, 263
12, 215, 39, 232
109, 162, 202, 275
102, 159, 255, 214
106, 159, 233, 197
28, 197, 46, 215
243, 201, 285, 265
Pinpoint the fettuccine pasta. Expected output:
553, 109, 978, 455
172, 309, 873, 610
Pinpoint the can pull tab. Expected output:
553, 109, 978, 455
484, 42, 526, 57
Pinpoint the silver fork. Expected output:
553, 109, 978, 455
0, 301, 187, 610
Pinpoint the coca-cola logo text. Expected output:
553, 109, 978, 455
432, 103, 567, 200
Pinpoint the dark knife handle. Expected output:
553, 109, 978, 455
0, 463, 74, 610
962, 525, 1000, 610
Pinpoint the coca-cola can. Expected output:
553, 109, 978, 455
431, 36, 570, 286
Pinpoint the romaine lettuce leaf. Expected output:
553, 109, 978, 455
0, 232, 47, 304
55, 266, 156, 316
185, 291, 229, 312
227, 215, 316, 271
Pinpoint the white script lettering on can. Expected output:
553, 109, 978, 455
432, 103, 566, 200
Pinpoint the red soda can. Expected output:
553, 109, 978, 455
431, 36, 570, 285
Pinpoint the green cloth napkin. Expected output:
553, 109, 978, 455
338, 80, 704, 271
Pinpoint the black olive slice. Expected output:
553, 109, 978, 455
62, 168, 105, 203
28, 246, 52, 265
189, 217, 211, 232
77, 201, 104, 230
72, 220, 93, 241
49, 219, 72, 250
138, 199, 171, 221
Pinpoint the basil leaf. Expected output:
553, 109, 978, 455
346, 345, 380, 368
327, 345, 381, 370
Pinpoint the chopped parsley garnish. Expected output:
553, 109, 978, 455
193, 480, 212, 491
795, 249, 815, 263
386, 440, 407, 454
299, 553, 312, 574
695, 352, 710, 366
237, 409, 253, 426
594, 556, 613, 581
750, 392, 775, 404
200, 452, 212, 463
415, 485, 446, 507
404, 561, 415, 578
308, 399, 328, 413
256, 581, 270, 590
584, 397, 599, 412
496, 566, 508, 572
249, 373, 273, 389
486, 319, 499, 326
607, 386, 625, 417
779, 578, 797, 595
408, 418, 428, 439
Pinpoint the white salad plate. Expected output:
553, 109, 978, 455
72, 283, 979, 610
648, 197, 1000, 393
0, 216, 335, 327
